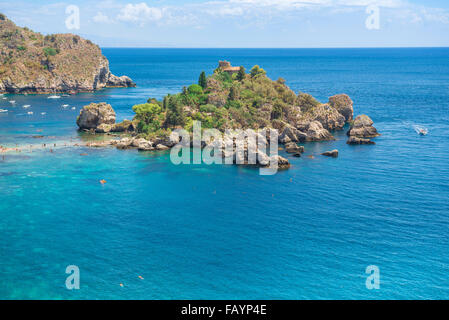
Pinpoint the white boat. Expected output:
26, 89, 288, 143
27, 111, 33, 115
0, 109, 8, 113
48, 95, 61, 99
9, 100, 16, 104
414, 125, 428, 136
71, 107, 76, 110
41, 112, 46, 115
23, 105, 31, 109
62, 104, 69, 108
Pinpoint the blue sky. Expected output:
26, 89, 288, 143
0, 0, 448, 47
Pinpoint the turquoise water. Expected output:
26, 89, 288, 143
1, 48, 449, 299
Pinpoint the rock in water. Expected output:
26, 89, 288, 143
347, 115, 380, 138
347, 136, 375, 145
77, 103, 116, 130
285, 142, 305, 154
321, 150, 339, 158
328, 94, 354, 122
0, 15, 135, 94
276, 156, 291, 169
107, 75, 135, 88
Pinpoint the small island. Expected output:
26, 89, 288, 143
77, 61, 380, 169
0, 14, 135, 94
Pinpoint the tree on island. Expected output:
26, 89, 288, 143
250, 65, 266, 78
198, 71, 207, 89
132, 103, 163, 133
237, 66, 246, 81
165, 96, 186, 127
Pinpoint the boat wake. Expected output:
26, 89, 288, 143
413, 125, 428, 136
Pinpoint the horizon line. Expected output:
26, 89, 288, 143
99, 46, 449, 49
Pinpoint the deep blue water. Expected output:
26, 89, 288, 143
1, 48, 449, 299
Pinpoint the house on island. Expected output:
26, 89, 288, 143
218, 61, 240, 74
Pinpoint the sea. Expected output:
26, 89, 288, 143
0, 48, 448, 299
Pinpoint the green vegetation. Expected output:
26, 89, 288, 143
250, 65, 266, 78
297, 92, 320, 113
130, 63, 313, 140
133, 103, 164, 133
43, 47, 58, 56
237, 66, 246, 81
198, 71, 207, 89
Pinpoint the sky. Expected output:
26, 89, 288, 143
0, 0, 448, 47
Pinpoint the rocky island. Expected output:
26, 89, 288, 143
76, 61, 380, 169
0, 14, 135, 94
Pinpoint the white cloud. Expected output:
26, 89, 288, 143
93, 12, 113, 23
117, 2, 163, 25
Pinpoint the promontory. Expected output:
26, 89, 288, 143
0, 13, 135, 94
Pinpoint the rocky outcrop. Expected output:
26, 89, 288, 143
106, 75, 135, 88
77, 103, 138, 134
309, 103, 346, 131
0, 15, 135, 94
274, 156, 291, 169
328, 94, 354, 122
298, 121, 334, 142
347, 136, 375, 145
111, 120, 136, 133
285, 142, 304, 154
137, 140, 154, 151
279, 125, 306, 143
77, 103, 116, 130
95, 123, 113, 133
322, 150, 339, 158
347, 115, 380, 138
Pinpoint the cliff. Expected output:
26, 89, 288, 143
0, 13, 135, 94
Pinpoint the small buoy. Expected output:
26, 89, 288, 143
119, 283, 124, 287
138, 276, 144, 280
308, 155, 315, 159
100, 179, 107, 184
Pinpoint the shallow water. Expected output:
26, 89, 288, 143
1, 48, 449, 299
